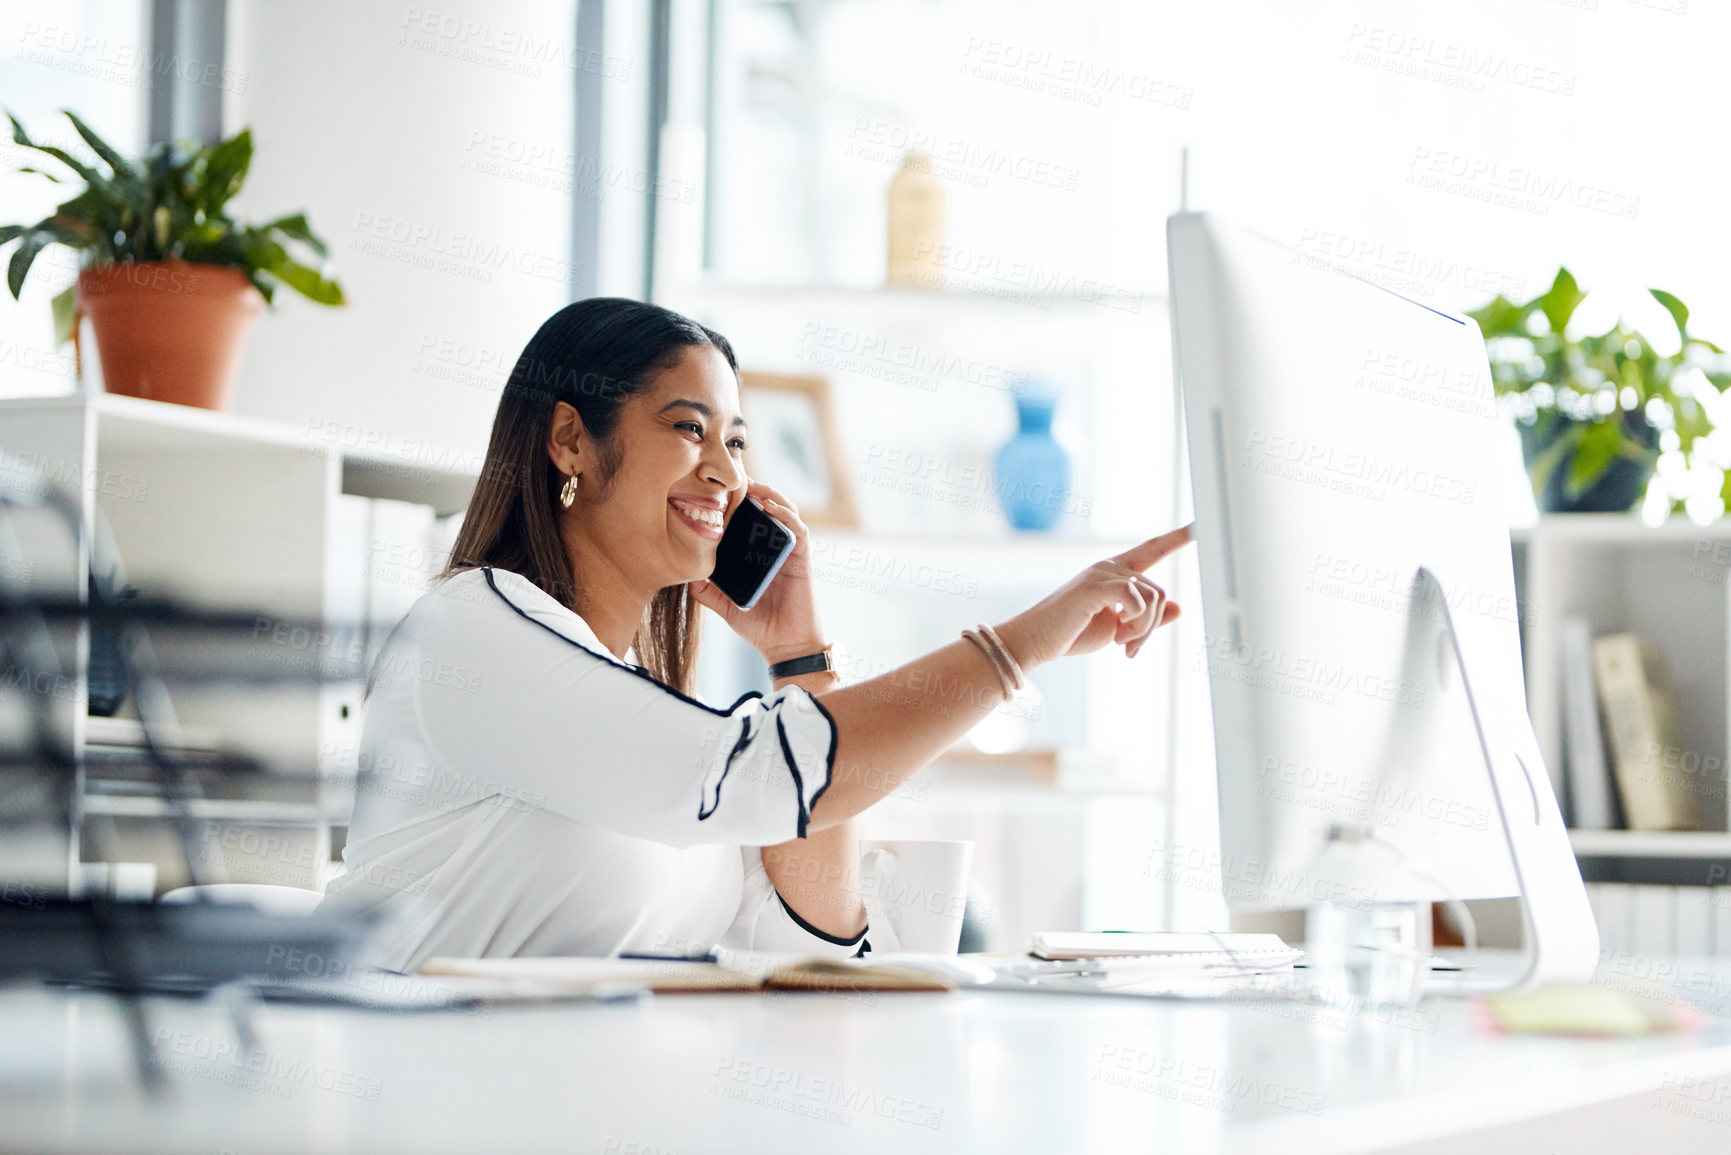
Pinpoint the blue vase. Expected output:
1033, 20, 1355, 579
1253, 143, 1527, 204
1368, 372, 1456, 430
993, 383, 1071, 532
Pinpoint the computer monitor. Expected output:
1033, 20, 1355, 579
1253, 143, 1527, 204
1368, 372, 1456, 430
1167, 212, 1598, 988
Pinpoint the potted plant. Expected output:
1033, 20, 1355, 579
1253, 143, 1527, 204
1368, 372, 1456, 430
1469, 269, 1730, 515
1, 109, 344, 411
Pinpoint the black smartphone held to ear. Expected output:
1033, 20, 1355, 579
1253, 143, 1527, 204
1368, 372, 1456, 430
709, 497, 795, 610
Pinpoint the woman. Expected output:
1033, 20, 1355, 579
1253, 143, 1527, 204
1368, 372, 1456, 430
320, 298, 1190, 970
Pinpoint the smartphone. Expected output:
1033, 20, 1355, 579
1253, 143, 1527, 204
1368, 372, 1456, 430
709, 497, 795, 609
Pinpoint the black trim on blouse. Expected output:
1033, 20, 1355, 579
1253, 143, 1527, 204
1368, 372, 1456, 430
701, 714, 757, 821
774, 889, 869, 949
774, 714, 812, 838
803, 692, 840, 834
477, 566, 835, 836
480, 567, 759, 717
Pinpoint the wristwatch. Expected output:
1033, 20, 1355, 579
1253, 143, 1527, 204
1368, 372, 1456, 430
768, 644, 836, 681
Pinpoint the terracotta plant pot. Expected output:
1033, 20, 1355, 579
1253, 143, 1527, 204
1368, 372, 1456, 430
76, 260, 265, 410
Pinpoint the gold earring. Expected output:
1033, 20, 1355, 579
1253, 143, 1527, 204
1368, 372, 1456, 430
559, 474, 580, 509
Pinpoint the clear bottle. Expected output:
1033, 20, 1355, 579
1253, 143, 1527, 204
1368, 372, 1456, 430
1303, 823, 1432, 1009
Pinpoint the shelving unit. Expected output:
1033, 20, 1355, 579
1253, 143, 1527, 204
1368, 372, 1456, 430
78, 796, 331, 823
1514, 514, 1731, 883
0, 391, 476, 895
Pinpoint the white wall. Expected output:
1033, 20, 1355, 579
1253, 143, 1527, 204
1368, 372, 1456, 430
221, 0, 595, 460
13, 0, 1727, 446
709, 0, 1730, 333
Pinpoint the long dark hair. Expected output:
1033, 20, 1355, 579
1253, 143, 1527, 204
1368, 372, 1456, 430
442, 297, 739, 694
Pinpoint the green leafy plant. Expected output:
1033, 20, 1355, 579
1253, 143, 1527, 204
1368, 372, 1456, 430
0, 108, 344, 344
1469, 269, 1731, 514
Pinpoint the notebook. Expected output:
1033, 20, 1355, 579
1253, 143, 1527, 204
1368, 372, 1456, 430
1028, 931, 1300, 963
419, 953, 958, 997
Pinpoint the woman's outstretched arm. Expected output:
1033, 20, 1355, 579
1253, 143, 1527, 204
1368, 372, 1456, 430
755, 526, 1192, 937
806, 524, 1193, 832
690, 485, 1191, 835
695, 486, 1191, 935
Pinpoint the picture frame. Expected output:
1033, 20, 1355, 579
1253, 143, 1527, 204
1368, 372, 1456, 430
737, 372, 856, 528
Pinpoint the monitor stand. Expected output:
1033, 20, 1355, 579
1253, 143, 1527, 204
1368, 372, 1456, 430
1377, 568, 1600, 993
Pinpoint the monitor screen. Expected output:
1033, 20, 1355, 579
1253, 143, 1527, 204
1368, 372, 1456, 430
1169, 212, 1533, 909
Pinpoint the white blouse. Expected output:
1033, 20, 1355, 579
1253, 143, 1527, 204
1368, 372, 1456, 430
316, 565, 867, 971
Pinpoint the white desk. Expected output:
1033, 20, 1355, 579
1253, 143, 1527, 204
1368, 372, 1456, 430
5, 960, 1731, 1155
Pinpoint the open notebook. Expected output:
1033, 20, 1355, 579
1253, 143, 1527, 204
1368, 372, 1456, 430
418, 953, 960, 997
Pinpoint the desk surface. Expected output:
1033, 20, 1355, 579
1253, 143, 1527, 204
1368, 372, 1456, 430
5, 959, 1731, 1155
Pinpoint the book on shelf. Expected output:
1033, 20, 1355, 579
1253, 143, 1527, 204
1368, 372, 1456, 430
1590, 632, 1711, 832
1559, 617, 1620, 830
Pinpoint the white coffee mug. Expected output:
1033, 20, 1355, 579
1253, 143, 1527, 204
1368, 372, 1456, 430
858, 839, 975, 955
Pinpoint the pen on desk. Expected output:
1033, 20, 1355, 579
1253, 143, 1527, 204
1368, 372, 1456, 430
618, 949, 720, 963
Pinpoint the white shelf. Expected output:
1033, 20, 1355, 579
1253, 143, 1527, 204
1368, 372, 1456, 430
80, 796, 331, 823
84, 715, 223, 751
1569, 829, 1731, 858
812, 528, 1137, 554
342, 453, 476, 519
6, 390, 323, 453
2, 390, 479, 516
664, 280, 1163, 315
1510, 514, 1731, 546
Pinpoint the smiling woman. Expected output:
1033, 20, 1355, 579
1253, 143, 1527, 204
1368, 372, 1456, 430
318, 297, 1191, 970
439, 299, 735, 694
